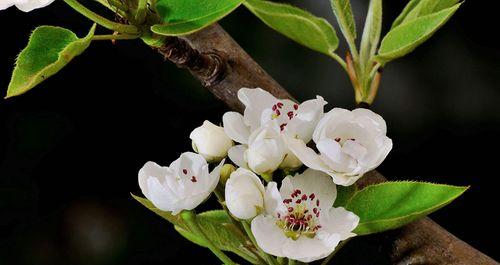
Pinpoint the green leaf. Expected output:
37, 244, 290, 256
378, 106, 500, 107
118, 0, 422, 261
131, 194, 186, 229
151, 0, 243, 36
346, 181, 468, 235
376, 3, 460, 63
5, 25, 95, 99
175, 210, 257, 262
391, 0, 459, 29
333, 185, 358, 207
178, 210, 249, 251
359, 0, 382, 66
244, 0, 338, 56
330, 0, 357, 47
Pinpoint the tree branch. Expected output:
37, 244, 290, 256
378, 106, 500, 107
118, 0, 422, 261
152, 23, 498, 265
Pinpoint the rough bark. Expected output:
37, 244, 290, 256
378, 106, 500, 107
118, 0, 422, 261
154, 23, 498, 265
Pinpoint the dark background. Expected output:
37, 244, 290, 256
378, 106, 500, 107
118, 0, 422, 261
1, 0, 498, 264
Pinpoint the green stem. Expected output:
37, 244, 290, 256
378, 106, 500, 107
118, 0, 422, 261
181, 211, 236, 265
63, 0, 140, 35
92, 34, 139, 41
288, 259, 296, 265
242, 222, 279, 265
135, 0, 148, 24
320, 239, 350, 265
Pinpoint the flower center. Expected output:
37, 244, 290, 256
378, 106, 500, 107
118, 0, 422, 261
270, 102, 299, 131
178, 168, 197, 183
276, 189, 322, 240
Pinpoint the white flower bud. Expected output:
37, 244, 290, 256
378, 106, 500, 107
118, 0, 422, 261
190, 121, 234, 163
246, 122, 286, 175
225, 168, 265, 220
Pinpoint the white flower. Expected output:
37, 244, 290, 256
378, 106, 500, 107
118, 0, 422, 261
190, 120, 234, 162
0, 0, 55, 12
223, 88, 326, 172
225, 168, 265, 219
138, 152, 224, 214
245, 121, 287, 174
251, 169, 359, 262
287, 108, 392, 186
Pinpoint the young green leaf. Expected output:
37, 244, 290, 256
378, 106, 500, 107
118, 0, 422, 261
131, 194, 186, 229
346, 181, 468, 235
330, 0, 357, 54
244, 0, 339, 57
174, 210, 257, 261
376, 3, 461, 63
391, 0, 459, 29
359, 0, 382, 67
5, 24, 95, 99
151, 0, 243, 36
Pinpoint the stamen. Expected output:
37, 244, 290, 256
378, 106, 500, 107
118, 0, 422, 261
293, 104, 299, 110
183, 169, 188, 174
335, 137, 341, 142
309, 193, 315, 200
190, 176, 197, 182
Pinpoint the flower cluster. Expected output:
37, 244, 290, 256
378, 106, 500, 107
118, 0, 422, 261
138, 88, 392, 262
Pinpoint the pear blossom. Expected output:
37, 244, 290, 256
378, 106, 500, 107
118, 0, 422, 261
190, 120, 234, 162
223, 88, 326, 172
251, 169, 359, 262
225, 168, 265, 219
0, 0, 55, 12
138, 152, 224, 214
287, 108, 392, 186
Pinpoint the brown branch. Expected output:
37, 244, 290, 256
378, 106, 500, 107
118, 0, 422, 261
153, 23, 498, 265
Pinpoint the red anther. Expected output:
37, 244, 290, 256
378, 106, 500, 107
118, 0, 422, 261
183, 169, 188, 174
277, 213, 281, 218
295, 199, 302, 204
316, 212, 320, 217
313, 208, 318, 214
288, 207, 294, 212
280, 123, 287, 131
309, 193, 315, 200
316, 200, 320, 206
277, 102, 284, 108
283, 199, 292, 204
301, 194, 307, 200
307, 214, 312, 220
276, 109, 281, 116
296, 189, 302, 195
304, 209, 309, 214
190, 176, 197, 182
272, 104, 277, 111
287, 111, 294, 119
294, 104, 299, 110
335, 137, 341, 142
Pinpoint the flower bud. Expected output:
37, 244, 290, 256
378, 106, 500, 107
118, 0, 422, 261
225, 168, 265, 220
219, 164, 236, 186
190, 121, 234, 163
246, 123, 286, 174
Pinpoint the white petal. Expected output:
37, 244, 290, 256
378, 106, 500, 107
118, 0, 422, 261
352, 108, 387, 134
225, 168, 265, 219
283, 233, 341, 263
286, 96, 327, 142
320, 207, 359, 241
16, 0, 55, 12
208, 159, 225, 192
138, 161, 167, 198
264, 182, 286, 216
190, 120, 233, 162
279, 149, 303, 170
238, 88, 278, 130
281, 169, 337, 212
146, 177, 178, 212
316, 139, 356, 173
342, 139, 368, 161
223, 112, 251, 144
285, 137, 330, 172
313, 108, 352, 144
251, 215, 288, 257
247, 122, 286, 174
228, 145, 248, 168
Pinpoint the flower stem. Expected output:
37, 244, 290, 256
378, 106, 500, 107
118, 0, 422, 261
242, 221, 280, 265
181, 210, 236, 265
288, 259, 296, 265
63, 0, 140, 35
320, 239, 350, 265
